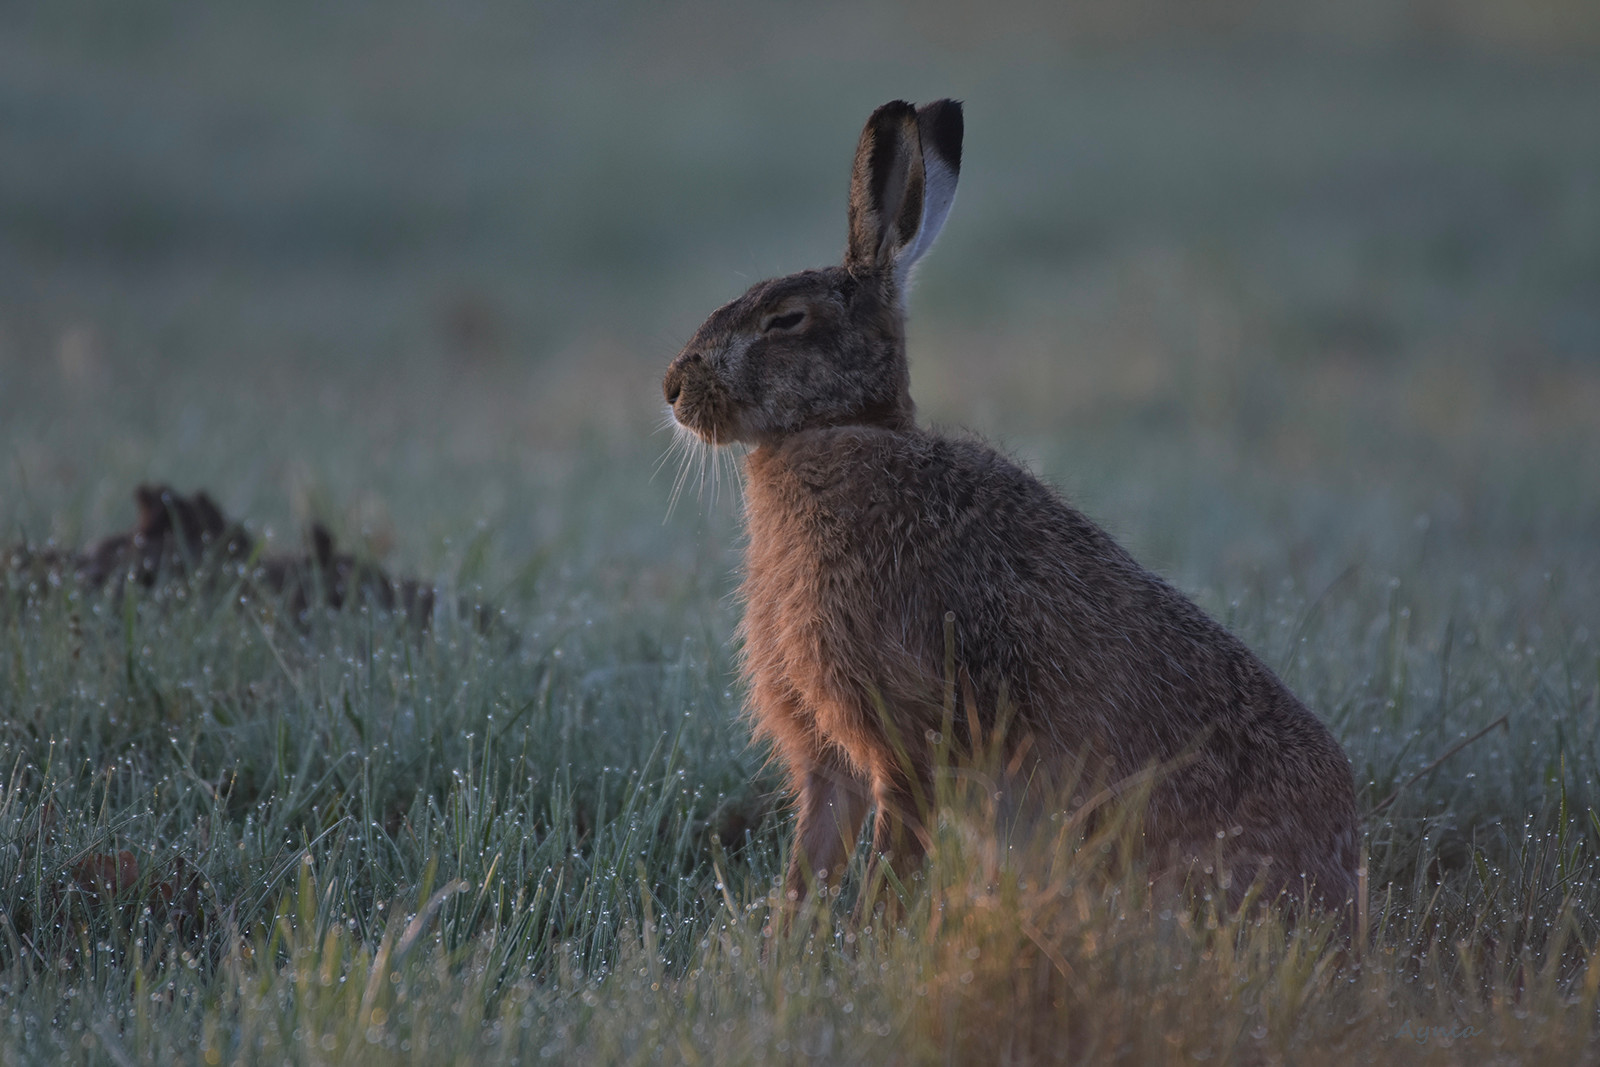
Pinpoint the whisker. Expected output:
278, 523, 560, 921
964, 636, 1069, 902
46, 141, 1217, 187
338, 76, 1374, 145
659, 417, 748, 521
652, 437, 683, 480
696, 433, 711, 504
653, 406, 689, 481
665, 423, 700, 521
724, 445, 746, 511
708, 429, 721, 509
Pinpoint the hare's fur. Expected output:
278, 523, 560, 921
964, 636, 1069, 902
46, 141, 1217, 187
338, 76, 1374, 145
663, 99, 1359, 911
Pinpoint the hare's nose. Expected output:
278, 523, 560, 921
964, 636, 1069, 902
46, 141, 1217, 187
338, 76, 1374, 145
663, 351, 704, 406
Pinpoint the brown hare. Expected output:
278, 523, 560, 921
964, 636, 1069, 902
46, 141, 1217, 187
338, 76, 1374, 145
662, 99, 1360, 914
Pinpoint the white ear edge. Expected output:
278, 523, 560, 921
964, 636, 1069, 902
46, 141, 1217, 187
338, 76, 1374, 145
895, 151, 958, 287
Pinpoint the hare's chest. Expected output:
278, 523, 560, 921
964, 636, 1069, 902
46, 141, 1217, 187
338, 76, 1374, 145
742, 482, 906, 622
741, 507, 881, 655
740, 493, 928, 723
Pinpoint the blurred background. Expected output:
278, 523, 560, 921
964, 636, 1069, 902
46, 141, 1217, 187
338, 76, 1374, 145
1, 0, 1596, 613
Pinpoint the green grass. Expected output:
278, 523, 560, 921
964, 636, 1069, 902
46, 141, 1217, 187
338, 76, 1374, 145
2, 2, 1599, 1062
1, 550, 1598, 1065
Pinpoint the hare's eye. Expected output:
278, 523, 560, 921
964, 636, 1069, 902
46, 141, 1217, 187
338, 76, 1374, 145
762, 310, 806, 333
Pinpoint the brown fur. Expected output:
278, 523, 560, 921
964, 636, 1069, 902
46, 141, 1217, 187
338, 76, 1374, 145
663, 100, 1359, 911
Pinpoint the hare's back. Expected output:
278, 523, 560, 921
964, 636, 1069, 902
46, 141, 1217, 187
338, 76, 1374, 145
747, 427, 1342, 767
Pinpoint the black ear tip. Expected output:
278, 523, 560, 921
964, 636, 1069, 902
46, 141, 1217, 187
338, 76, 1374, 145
865, 99, 918, 138
917, 98, 964, 169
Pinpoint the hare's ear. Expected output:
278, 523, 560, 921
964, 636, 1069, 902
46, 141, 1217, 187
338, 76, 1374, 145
846, 101, 926, 275
902, 99, 963, 272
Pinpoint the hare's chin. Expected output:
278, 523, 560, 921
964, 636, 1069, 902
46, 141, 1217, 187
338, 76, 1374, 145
669, 409, 743, 448
669, 415, 723, 449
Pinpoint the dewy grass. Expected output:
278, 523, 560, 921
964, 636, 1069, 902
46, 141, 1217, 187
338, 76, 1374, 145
0, 531, 1597, 1064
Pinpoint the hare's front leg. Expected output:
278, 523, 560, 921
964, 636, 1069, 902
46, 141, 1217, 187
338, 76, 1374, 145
865, 770, 932, 897
783, 756, 871, 906
750, 675, 873, 906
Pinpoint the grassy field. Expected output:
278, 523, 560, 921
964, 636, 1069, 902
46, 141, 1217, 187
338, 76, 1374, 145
2, 2, 1599, 1063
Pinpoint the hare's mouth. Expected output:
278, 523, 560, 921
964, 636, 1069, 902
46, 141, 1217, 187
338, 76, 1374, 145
669, 402, 740, 447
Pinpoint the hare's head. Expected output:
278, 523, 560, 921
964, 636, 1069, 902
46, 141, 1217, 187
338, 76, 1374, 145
663, 99, 962, 447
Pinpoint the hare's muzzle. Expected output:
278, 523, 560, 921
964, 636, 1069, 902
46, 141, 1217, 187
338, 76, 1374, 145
662, 350, 700, 408
663, 350, 734, 443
